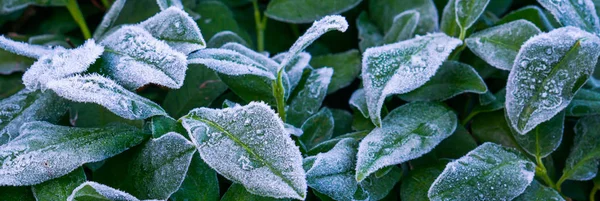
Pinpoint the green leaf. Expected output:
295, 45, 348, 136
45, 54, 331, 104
221, 183, 290, 201
274, 52, 310, 93
265, 0, 363, 23
207, 31, 250, 48
466, 20, 541, 71
506, 27, 600, 134
400, 166, 444, 201
566, 88, 600, 116
486, 0, 512, 16
470, 88, 506, 116
441, 0, 460, 37
69, 103, 143, 128
497, 6, 555, 32
428, 143, 535, 201
398, 61, 487, 101
513, 180, 565, 201
331, 108, 353, 137
304, 138, 401, 201
455, 0, 491, 35
0, 186, 35, 201
299, 108, 334, 151
67, 182, 140, 201
46, 74, 167, 120
349, 88, 369, 118
356, 12, 383, 52
287, 68, 333, 127
94, 133, 196, 200
369, 0, 439, 34
561, 115, 600, 181
355, 102, 457, 182
169, 153, 220, 201
0, 48, 33, 75
471, 111, 518, 148
93, 0, 126, 39
0, 74, 23, 99
147, 116, 179, 138
310, 49, 361, 94
434, 124, 478, 159
0, 0, 67, 14
538, 0, 600, 34
0, 121, 146, 186
194, 1, 252, 44
383, 10, 420, 44
32, 168, 86, 201
156, 0, 183, 10
181, 102, 307, 199
139, 7, 206, 54
512, 111, 564, 158
361, 33, 462, 126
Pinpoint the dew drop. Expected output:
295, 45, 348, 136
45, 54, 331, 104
435, 44, 445, 52
545, 47, 553, 55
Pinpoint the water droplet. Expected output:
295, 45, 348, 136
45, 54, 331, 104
545, 47, 553, 55
435, 44, 445, 52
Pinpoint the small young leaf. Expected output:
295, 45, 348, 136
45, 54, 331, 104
46, 74, 167, 120
562, 115, 600, 181
170, 153, 220, 201
506, 27, 600, 134
361, 33, 462, 126
276, 52, 310, 92
32, 168, 86, 201
181, 102, 307, 199
466, 20, 541, 71
497, 6, 555, 32
356, 12, 383, 52
0, 0, 67, 14
355, 102, 457, 182
349, 88, 369, 118
310, 49, 361, 94
67, 182, 140, 201
398, 61, 487, 101
0, 121, 146, 186
221, 183, 290, 201
299, 108, 334, 151
566, 88, 600, 116
383, 10, 420, 44
538, 0, 600, 34
428, 143, 535, 201
287, 68, 333, 127
455, 0, 491, 35
139, 6, 206, 54
400, 166, 443, 201
94, 132, 196, 200
513, 180, 565, 201
265, 0, 362, 24
368, 0, 439, 34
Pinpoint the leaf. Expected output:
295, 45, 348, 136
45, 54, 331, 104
566, 88, 600, 116
0, 48, 33, 75
46, 74, 167, 120
207, 31, 249, 48
355, 102, 457, 182
434, 124, 478, 159
194, 1, 252, 45
466, 20, 541, 71
400, 166, 443, 201
562, 115, 600, 181
470, 88, 506, 116
538, 0, 600, 34
0, 186, 35, 201
441, 0, 460, 37
398, 61, 487, 101
368, 0, 439, 34
304, 138, 401, 201
471, 110, 518, 148
139, 6, 206, 54
361, 33, 462, 126
513, 180, 565, 201
506, 27, 600, 134
0, 74, 23, 99
349, 88, 369, 118
0, 35, 57, 59
277, 52, 311, 92
99, 26, 187, 89
221, 183, 290, 201
94, 132, 196, 200
32, 168, 86, 201
0, 121, 146, 186
181, 102, 307, 199
383, 10, 420, 44
287, 68, 333, 127
0, 0, 67, 14
512, 111, 564, 158
265, 0, 362, 23
22, 40, 104, 90
497, 6, 555, 32
67, 182, 140, 201
307, 131, 369, 155
169, 153, 220, 201
93, 0, 126, 39
157, 0, 183, 10
427, 143, 536, 201
310, 49, 361, 94
69, 103, 143, 128
299, 108, 334, 151
455, 0, 491, 35
356, 12, 383, 52
330, 109, 353, 136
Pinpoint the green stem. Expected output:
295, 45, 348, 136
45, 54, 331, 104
100, 0, 111, 8
66, 0, 91, 39
459, 29, 467, 41
273, 70, 286, 122
460, 111, 479, 126
535, 156, 556, 189
252, 0, 267, 52
591, 185, 599, 201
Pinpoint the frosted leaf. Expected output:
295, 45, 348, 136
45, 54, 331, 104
180, 102, 307, 199
279, 15, 348, 70
368, 0, 439, 34
497, 6, 555, 32
0, 90, 67, 142
221, 183, 290, 201
538, 0, 600, 34
361, 33, 462, 126
264, 0, 361, 24
562, 115, 600, 181
455, 0, 491, 33
94, 132, 196, 200
22, 40, 104, 90
567, 88, 600, 116
170, 153, 220, 201
0, 35, 56, 59
32, 167, 86, 201
93, 0, 126, 39
67, 182, 140, 201
466, 20, 541, 70
46, 74, 167, 120
139, 6, 206, 54
398, 61, 487, 101
383, 10, 419, 44
0, 0, 67, 14
440, 0, 460, 37
299, 108, 334, 151
286, 68, 333, 127
304, 138, 401, 201
513, 180, 565, 201
156, 0, 183, 10
506, 27, 600, 134
285, 123, 303, 137
307, 131, 369, 156
349, 88, 369, 118
310, 49, 362, 94
0, 121, 146, 186
428, 143, 536, 201
400, 166, 443, 201
512, 111, 564, 158
273, 51, 311, 92
355, 102, 457, 181
207, 31, 249, 48
356, 12, 383, 52
100, 26, 187, 89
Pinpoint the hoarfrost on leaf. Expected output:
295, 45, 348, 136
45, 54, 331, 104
139, 6, 206, 54
383, 10, 419, 44
180, 102, 307, 199
349, 88, 369, 118
67, 182, 140, 201
361, 33, 462, 126
93, 0, 126, 39
427, 143, 535, 201
512, 111, 564, 158
455, 0, 491, 34
561, 115, 600, 181
538, 0, 600, 34
31, 167, 86, 201
0, 35, 56, 59
513, 180, 565, 201
287, 68, 333, 127
506, 26, 600, 134
273, 51, 311, 92
188, 48, 275, 79
299, 108, 334, 151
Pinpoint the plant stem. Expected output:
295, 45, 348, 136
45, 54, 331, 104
252, 0, 267, 52
273, 70, 286, 122
460, 111, 479, 126
66, 0, 92, 39
535, 155, 557, 189
591, 185, 600, 201
100, 0, 111, 8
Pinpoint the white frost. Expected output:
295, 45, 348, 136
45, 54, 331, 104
139, 6, 206, 54
0, 35, 57, 58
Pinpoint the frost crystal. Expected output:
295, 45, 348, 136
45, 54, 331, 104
222, 43, 279, 74
67, 182, 140, 201
181, 102, 307, 199
22, 40, 104, 90
100, 26, 187, 89
46, 74, 167, 120
0, 35, 57, 58
506, 27, 600, 134
139, 6, 206, 54
362, 33, 462, 126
